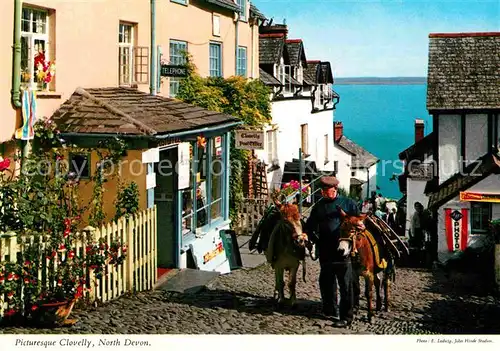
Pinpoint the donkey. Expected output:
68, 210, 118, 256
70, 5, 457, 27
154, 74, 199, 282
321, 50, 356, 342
265, 201, 311, 308
337, 207, 395, 322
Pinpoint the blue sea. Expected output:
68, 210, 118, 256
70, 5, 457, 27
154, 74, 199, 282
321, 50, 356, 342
333, 84, 432, 200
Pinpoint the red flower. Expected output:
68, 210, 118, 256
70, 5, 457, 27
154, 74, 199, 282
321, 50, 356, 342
0, 275, 4, 284
68, 250, 75, 259
0, 158, 11, 172
85, 246, 92, 253
57, 279, 63, 287
63, 228, 71, 237
24, 260, 32, 267
56, 155, 64, 161
5, 309, 16, 317
24, 277, 30, 284
13, 274, 19, 281
64, 218, 71, 227
7, 291, 14, 299
7, 273, 14, 281
31, 305, 39, 311
58, 244, 66, 251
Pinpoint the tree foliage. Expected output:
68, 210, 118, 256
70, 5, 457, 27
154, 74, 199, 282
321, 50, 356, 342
175, 55, 272, 223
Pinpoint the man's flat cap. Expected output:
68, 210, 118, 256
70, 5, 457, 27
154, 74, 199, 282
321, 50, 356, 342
320, 176, 339, 188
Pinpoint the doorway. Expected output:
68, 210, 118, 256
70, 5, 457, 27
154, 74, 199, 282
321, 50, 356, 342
154, 147, 178, 268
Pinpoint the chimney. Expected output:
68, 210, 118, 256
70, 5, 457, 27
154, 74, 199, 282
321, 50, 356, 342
334, 121, 343, 143
259, 23, 288, 38
415, 119, 425, 143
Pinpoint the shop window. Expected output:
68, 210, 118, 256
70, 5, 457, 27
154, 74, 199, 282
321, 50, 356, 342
471, 202, 491, 234
211, 135, 224, 223
181, 143, 195, 235
196, 137, 208, 230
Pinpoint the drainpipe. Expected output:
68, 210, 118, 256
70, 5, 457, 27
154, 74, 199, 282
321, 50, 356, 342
11, 0, 22, 109
366, 167, 370, 200
235, 10, 239, 76
150, 0, 157, 95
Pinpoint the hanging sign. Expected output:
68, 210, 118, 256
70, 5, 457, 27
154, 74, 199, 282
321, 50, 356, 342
160, 64, 188, 77
460, 191, 500, 203
235, 130, 264, 150
444, 208, 468, 252
177, 142, 191, 190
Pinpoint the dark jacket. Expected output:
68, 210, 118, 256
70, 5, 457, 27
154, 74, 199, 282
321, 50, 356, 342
304, 195, 360, 262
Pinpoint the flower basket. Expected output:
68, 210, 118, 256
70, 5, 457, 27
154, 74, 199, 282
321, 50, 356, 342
272, 180, 310, 203
30, 299, 77, 327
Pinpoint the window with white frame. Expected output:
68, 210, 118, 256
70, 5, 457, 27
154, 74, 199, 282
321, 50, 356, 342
266, 129, 277, 164
237, 0, 247, 21
236, 46, 247, 77
169, 40, 188, 97
209, 42, 222, 77
119, 23, 134, 86
118, 23, 148, 86
471, 202, 491, 234
21, 7, 51, 90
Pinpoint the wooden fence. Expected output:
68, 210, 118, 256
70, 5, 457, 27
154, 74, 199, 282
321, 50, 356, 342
232, 198, 269, 236
0, 206, 157, 318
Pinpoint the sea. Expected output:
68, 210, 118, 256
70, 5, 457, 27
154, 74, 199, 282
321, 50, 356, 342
333, 81, 432, 201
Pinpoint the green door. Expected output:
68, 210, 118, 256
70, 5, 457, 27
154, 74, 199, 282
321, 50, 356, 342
154, 148, 177, 268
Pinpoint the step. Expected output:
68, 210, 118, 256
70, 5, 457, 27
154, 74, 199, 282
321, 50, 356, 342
156, 268, 220, 294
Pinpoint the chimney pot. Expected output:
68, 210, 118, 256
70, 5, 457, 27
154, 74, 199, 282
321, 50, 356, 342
415, 119, 425, 143
334, 121, 343, 143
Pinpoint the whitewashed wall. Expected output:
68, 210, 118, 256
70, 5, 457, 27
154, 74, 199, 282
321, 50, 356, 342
465, 114, 488, 166
436, 173, 500, 262
357, 163, 377, 199
254, 99, 335, 191
438, 114, 461, 184
332, 144, 352, 192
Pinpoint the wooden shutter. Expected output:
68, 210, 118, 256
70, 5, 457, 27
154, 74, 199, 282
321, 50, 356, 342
133, 46, 149, 84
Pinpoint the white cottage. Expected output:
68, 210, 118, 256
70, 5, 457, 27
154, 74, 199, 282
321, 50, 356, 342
332, 121, 379, 199
253, 23, 339, 192
425, 32, 500, 262
398, 119, 435, 237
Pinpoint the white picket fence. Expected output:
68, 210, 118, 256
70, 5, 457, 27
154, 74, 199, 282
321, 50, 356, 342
0, 206, 157, 318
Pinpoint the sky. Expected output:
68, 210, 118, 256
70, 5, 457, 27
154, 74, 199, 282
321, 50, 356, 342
253, 0, 500, 77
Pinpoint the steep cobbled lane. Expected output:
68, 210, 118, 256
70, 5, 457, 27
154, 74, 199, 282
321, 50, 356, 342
2, 260, 500, 335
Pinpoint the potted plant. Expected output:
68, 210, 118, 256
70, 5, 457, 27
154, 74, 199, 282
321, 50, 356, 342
34, 51, 56, 91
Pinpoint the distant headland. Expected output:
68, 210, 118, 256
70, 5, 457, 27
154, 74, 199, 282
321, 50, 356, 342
334, 77, 427, 85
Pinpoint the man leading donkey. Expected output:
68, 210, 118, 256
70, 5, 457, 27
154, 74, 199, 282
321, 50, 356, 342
305, 176, 360, 327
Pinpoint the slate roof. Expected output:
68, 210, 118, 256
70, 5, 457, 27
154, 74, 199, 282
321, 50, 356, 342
399, 132, 435, 161
250, 3, 266, 19
285, 40, 307, 66
426, 32, 500, 111
427, 153, 500, 209
205, 0, 239, 12
336, 135, 379, 169
51, 87, 237, 136
259, 68, 281, 86
259, 34, 286, 65
303, 61, 334, 85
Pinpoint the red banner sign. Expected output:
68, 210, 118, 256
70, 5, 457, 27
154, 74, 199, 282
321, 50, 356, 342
444, 208, 468, 252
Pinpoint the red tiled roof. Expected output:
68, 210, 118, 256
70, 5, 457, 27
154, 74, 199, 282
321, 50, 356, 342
259, 33, 285, 38
285, 39, 302, 43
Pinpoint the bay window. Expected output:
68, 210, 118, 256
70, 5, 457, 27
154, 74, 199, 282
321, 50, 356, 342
21, 7, 51, 91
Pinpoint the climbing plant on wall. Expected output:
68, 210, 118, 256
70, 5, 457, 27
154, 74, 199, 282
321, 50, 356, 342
175, 55, 272, 223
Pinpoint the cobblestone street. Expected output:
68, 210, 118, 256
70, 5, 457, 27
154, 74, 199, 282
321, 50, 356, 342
2, 258, 500, 335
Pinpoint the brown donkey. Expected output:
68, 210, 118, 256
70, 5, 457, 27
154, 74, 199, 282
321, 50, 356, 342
336, 208, 395, 322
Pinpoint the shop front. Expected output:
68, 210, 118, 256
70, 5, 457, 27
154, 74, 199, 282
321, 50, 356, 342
151, 128, 234, 274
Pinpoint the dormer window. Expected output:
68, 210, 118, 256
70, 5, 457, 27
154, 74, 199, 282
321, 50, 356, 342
236, 0, 246, 21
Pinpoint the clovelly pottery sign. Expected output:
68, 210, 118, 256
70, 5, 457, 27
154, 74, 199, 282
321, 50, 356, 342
235, 129, 264, 150
160, 64, 188, 78
189, 230, 231, 274
444, 208, 468, 252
